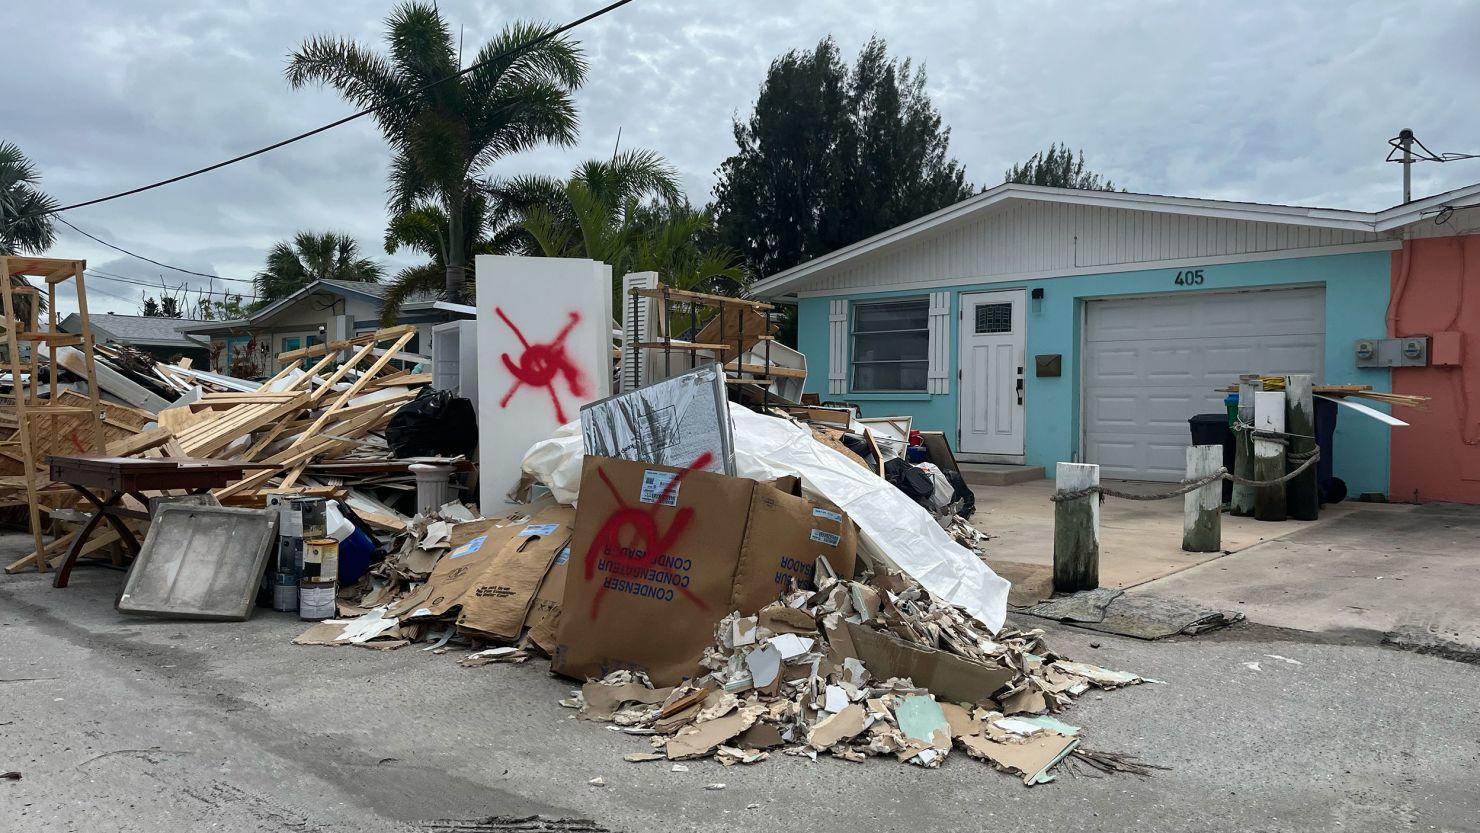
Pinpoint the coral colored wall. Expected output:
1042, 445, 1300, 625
1389, 234, 1480, 503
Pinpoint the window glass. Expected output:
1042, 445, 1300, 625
850, 299, 930, 392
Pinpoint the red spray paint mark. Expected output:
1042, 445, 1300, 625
495, 307, 590, 424
69, 430, 86, 453
583, 452, 715, 620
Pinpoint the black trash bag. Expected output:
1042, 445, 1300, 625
943, 468, 977, 519
883, 458, 935, 503
386, 389, 478, 458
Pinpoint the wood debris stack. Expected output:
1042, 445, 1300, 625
4, 325, 436, 574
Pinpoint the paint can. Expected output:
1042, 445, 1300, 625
272, 572, 299, 612
276, 536, 304, 574
298, 579, 336, 621
292, 497, 328, 539
302, 537, 339, 583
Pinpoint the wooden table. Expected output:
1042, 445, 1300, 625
46, 456, 272, 588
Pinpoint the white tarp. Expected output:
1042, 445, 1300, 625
522, 406, 1010, 632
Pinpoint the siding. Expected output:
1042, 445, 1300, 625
803, 200, 1380, 294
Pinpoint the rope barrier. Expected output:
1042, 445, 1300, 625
1050, 446, 1320, 503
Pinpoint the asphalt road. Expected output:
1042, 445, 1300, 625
2, 532, 1478, 833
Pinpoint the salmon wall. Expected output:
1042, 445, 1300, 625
1389, 234, 1480, 503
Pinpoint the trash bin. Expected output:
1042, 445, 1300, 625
1189, 413, 1235, 504
1313, 396, 1345, 503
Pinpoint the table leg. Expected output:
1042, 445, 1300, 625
53, 487, 124, 589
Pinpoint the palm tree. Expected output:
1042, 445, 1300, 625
515, 150, 745, 307
0, 141, 59, 256
287, 2, 586, 302
253, 231, 384, 304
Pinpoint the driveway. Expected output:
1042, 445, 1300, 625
1128, 502, 1480, 657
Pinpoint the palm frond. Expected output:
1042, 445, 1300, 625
378, 262, 444, 326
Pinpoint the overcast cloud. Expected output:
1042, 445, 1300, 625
7, 0, 1480, 315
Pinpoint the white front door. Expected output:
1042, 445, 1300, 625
958, 290, 1026, 459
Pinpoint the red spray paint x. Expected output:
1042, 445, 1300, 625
582, 451, 716, 619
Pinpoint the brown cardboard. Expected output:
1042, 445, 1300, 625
456, 505, 576, 642
730, 480, 856, 614
524, 548, 569, 653
843, 621, 1014, 705
553, 456, 757, 685
387, 507, 553, 621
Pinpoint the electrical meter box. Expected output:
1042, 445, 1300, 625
1354, 336, 1429, 368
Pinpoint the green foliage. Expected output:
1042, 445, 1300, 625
195, 294, 247, 320
712, 36, 973, 279
253, 231, 383, 304
287, 2, 587, 300
0, 141, 59, 256
513, 151, 745, 306
1005, 143, 1119, 191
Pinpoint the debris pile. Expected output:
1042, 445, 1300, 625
560, 559, 1144, 784
5, 324, 470, 574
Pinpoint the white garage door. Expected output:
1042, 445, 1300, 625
1083, 286, 1325, 481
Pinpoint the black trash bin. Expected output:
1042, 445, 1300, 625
1189, 413, 1235, 504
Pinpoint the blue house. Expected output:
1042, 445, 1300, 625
749, 182, 1478, 497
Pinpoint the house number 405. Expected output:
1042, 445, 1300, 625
1173, 269, 1205, 286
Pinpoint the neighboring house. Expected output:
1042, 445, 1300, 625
60, 312, 211, 366
751, 181, 1480, 504
177, 279, 455, 378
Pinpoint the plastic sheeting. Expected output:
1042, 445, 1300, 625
521, 405, 1010, 632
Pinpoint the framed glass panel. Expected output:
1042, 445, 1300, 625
850, 299, 930, 392
974, 302, 1012, 334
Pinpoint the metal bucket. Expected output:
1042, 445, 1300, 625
272, 572, 299, 612
298, 579, 336, 621
302, 537, 339, 584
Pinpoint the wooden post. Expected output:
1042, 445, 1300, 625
1053, 462, 1100, 593
1183, 444, 1222, 552
1284, 374, 1319, 521
1230, 374, 1259, 517
1253, 390, 1287, 522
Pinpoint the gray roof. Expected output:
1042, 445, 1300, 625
61, 312, 209, 349
177, 278, 441, 336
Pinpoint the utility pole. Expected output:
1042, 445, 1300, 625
1399, 127, 1414, 204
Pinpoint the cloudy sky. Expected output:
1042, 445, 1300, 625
8, 0, 1480, 315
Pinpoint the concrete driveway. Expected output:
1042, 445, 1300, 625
973, 478, 1378, 594
1128, 501, 1480, 657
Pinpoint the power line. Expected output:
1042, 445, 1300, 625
86, 267, 262, 301
55, 216, 256, 284
33, 0, 636, 218
1387, 131, 1480, 163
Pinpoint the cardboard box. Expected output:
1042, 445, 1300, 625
732, 479, 856, 614
553, 455, 857, 685
456, 505, 576, 642
839, 620, 1014, 705
387, 507, 553, 621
